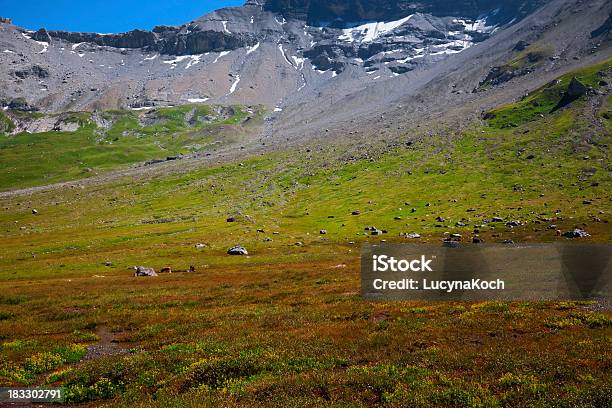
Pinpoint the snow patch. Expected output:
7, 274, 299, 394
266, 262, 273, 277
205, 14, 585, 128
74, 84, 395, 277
246, 42, 260, 55
339, 15, 413, 43
229, 75, 241, 94
221, 21, 231, 34
278, 45, 293, 66
72, 42, 85, 50
291, 55, 305, 69
187, 98, 209, 103
185, 55, 202, 69
212, 51, 230, 64
3, 49, 14, 54
144, 54, 158, 61
250, 16, 254, 24
163, 55, 191, 65
274, 107, 283, 112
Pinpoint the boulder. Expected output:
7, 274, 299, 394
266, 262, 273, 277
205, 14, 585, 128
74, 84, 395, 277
562, 229, 590, 238
227, 245, 248, 255
566, 77, 588, 98
134, 266, 158, 277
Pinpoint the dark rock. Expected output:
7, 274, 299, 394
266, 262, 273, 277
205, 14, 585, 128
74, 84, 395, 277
562, 229, 589, 238
227, 245, 249, 255
552, 77, 589, 111
443, 240, 460, 248
8, 97, 37, 112
351, 210, 361, 215
566, 77, 588, 98
320, 229, 327, 234
502, 240, 514, 244
32, 28, 52, 43
491, 217, 504, 222
472, 237, 484, 243
31, 209, 38, 214
226, 217, 236, 222
506, 220, 521, 227
513, 40, 530, 51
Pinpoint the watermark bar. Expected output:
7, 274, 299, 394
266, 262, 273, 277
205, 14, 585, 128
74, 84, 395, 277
361, 243, 611, 301
0, 388, 64, 403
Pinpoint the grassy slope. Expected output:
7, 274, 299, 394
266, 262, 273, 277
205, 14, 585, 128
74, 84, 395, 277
0, 64, 610, 406
0, 105, 262, 191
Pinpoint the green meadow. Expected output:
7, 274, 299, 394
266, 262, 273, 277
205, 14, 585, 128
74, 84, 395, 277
0, 62, 610, 406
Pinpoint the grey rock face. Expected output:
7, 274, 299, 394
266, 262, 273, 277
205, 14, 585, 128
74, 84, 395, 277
263, 0, 548, 25
0, 0, 588, 113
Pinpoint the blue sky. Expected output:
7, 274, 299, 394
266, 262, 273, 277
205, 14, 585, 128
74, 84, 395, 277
0, 0, 244, 33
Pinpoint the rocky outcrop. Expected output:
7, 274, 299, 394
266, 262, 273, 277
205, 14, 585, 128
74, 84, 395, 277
32, 29, 52, 43
12, 65, 50, 80
0, 17, 12, 24
47, 29, 158, 49
263, 0, 549, 25
45, 26, 256, 56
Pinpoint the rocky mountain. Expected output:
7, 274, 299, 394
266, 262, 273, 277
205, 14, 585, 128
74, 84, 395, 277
0, 0, 609, 126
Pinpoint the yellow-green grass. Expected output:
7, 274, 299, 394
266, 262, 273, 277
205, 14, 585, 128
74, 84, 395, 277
0, 105, 263, 191
485, 58, 611, 129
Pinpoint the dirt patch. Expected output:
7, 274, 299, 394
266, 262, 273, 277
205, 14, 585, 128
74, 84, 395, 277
82, 326, 129, 362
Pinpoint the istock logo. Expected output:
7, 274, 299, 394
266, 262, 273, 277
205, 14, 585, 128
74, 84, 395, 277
372, 255, 434, 272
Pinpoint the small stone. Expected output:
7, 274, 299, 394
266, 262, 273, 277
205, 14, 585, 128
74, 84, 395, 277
32, 209, 38, 214
352, 210, 361, 215
320, 230, 327, 235
472, 237, 484, 244
226, 217, 236, 222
